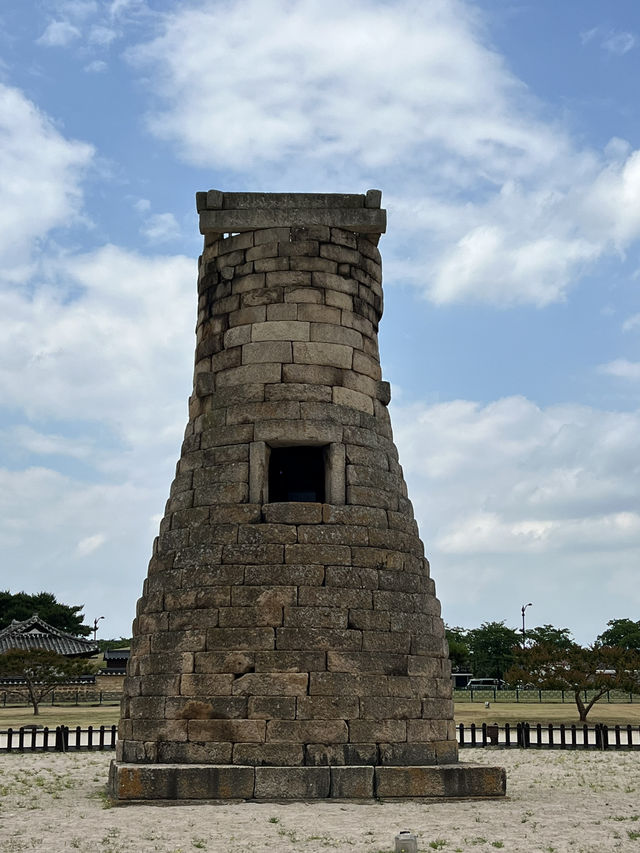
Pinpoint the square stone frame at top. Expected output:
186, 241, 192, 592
249, 440, 345, 506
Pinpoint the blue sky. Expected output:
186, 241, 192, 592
1, 0, 639, 645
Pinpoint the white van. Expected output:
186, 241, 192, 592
465, 678, 505, 690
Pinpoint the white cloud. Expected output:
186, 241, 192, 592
0, 245, 195, 448
141, 212, 181, 243
76, 532, 106, 556
50, 1, 99, 21
392, 396, 640, 639
123, 0, 640, 307
622, 313, 640, 332
0, 83, 93, 284
0, 465, 164, 634
84, 59, 108, 73
37, 20, 81, 46
598, 359, 640, 380
602, 30, 635, 56
8, 426, 94, 460
580, 26, 636, 56
88, 25, 118, 45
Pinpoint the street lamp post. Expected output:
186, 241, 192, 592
92, 616, 105, 642
521, 603, 532, 647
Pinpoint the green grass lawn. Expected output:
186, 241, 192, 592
1, 700, 639, 730
455, 701, 640, 727
0, 703, 120, 729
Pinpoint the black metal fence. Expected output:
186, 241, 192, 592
2, 721, 639, 755
0, 724, 117, 753
0, 691, 122, 707
458, 721, 640, 750
454, 688, 639, 704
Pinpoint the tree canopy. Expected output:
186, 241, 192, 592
0, 591, 91, 636
505, 643, 640, 721
466, 621, 521, 680
526, 624, 576, 651
596, 619, 640, 653
444, 625, 471, 671
0, 648, 94, 715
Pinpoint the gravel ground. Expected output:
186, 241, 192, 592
0, 750, 639, 852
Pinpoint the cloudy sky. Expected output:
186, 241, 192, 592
1, 0, 639, 645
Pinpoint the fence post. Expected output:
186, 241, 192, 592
470, 723, 477, 746
481, 722, 487, 746
505, 722, 511, 747
55, 725, 68, 752
458, 723, 464, 748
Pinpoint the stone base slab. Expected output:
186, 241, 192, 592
108, 761, 506, 802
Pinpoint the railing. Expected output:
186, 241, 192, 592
2, 721, 639, 754
458, 721, 640, 750
454, 688, 639, 704
0, 725, 117, 753
0, 691, 122, 707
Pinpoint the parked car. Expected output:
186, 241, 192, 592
465, 678, 505, 690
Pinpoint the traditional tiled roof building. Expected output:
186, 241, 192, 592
0, 615, 98, 658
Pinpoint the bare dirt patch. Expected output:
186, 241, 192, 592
0, 750, 639, 852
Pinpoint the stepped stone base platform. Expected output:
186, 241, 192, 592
108, 761, 506, 801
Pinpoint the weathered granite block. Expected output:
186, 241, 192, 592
330, 766, 374, 798
254, 766, 330, 799
375, 765, 507, 798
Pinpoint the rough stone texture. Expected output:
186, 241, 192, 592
110, 190, 504, 802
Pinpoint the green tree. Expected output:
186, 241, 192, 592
527, 624, 576, 652
95, 638, 132, 653
0, 590, 90, 636
596, 619, 640, 653
505, 643, 640, 721
0, 648, 94, 715
467, 621, 520, 680
444, 625, 471, 671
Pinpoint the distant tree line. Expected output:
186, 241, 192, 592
446, 619, 640, 720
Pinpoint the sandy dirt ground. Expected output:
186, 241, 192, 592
0, 750, 639, 853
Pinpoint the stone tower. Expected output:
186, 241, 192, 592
109, 191, 505, 801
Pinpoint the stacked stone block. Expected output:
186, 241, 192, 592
110, 191, 505, 800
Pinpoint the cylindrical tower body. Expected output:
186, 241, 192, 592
109, 191, 505, 801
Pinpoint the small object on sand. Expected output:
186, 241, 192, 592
395, 830, 418, 853
485, 701, 491, 708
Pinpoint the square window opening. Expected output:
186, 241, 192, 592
268, 446, 326, 503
